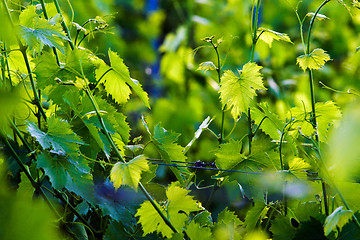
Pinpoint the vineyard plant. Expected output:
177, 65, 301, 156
2, 0, 360, 239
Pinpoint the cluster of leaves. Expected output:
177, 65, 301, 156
1, 0, 360, 240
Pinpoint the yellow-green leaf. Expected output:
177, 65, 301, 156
289, 158, 311, 179
219, 62, 266, 118
197, 61, 217, 73
258, 27, 293, 47
324, 206, 353, 236
297, 48, 331, 71
135, 182, 201, 238
110, 155, 149, 191
95, 60, 131, 104
306, 12, 329, 21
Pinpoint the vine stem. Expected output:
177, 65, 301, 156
248, 0, 261, 154
210, 41, 225, 144
53, 0, 75, 50
1, 0, 47, 123
306, 0, 330, 142
84, 88, 178, 234
305, 0, 331, 215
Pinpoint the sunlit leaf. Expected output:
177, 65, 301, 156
186, 221, 212, 240
219, 62, 266, 118
19, 5, 68, 54
213, 207, 243, 240
251, 102, 284, 140
215, 139, 245, 170
306, 12, 330, 21
197, 61, 217, 73
258, 27, 293, 47
135, 182, 201, 238
287, 101, 341, 142
289, 157, 311, 179
297, 48, 331, 71
108, 50, 150, 108
324, 206, 353, 236
110, 155, 149, 191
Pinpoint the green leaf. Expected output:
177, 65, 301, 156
37, 152, 95, 204
27, 116, 84, 155
81, 95, 130, 157
213, 207, 243, 240
288, 101, 341, 142
108, 50, 150, 108
219, 62, 266, 118
324, 206, 353, 236
289, 157, 311, 179
19, 5, 68, 54
135, 182, 201, 238
186, 221, 212, 240
244, 202, 269, 232
197, 61, 217, 73
297, 48, 331, 71
184, 116, 214, 153
96, 60, 131, 105
215, 139, 245, 170
142, 120, 188, 184
110, 155, 149, 191
270, 215, 296, 240
306, 12, 329, 21
251, 102, 284, 140
258, 27, 293, 47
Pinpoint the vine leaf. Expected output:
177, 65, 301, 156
213, 207, 243, 239
197, 61, 217, 73
297, 48, 331, 71
27, 116, 84, 154
257, 27, 293, 47
288, 101, 341, 142
186, 221, 212, 240
184, 116, 214, 153
104, 50, 150, 108
110, 155, 149, 191
214, 139, 245, 170
244, 202, 269, 232
142, 119, 188, 184
19, 5, 68, 54
306, 12, 329, 21
96, 60, 131, 105
219, 62, 266, 119
289, 157, 311, 179
135, 182, 201, 238
324, 206, 353, 236
37, 152, 95, 204
251, 102, 284, 140
270, 215, 296, 240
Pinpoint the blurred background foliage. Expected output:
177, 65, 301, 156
2, 0, 360, 236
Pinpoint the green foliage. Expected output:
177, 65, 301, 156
2, 0, 360, 239
257, 27, 293, 48
324, 206, 353, 236
297, 48, 331, 71
135, 182, 201, 238
110, 155, 149, 191
19, 5, 68, 54
219, 62, 266, 118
